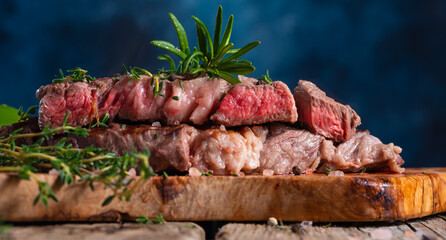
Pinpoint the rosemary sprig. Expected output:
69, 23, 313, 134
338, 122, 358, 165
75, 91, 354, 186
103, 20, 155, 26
151, 5, 260, 84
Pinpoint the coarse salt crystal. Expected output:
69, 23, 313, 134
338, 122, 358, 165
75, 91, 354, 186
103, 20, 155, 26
152, 121, 161, 127
127, 168, 136, 176
219, 125, 226, 131
48, 169, 60, 175
263, 169, 274, 176
328, 170, 344, 177
188, 167, 202, 177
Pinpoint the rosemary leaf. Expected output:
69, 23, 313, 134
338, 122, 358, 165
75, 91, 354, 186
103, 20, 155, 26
169, 13, 190, 55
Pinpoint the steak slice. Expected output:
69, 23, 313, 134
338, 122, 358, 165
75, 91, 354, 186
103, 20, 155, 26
294, 80, 361, 142
40, 75, 313, 129
0, 120, 404, 175
0, 117, 40, 146
191, 126, 268, 175
69, 124, 268, 174
36, 78, 117, 130
211, 79, 298, 126
257, 123, 335, 175
69, 123, 198, 172
317, 131, 405, 173
164, 77, 230, 125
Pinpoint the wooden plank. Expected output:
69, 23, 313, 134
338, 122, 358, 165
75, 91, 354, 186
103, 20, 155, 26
406, 217, 444, 240
0, 168, 445, 222
420, 216, 446, 238
215, 222, 424, 240
358, 223, 416, 240
215, 224, 297, 240
3, 223, 205, 240
293, 225, 367, 240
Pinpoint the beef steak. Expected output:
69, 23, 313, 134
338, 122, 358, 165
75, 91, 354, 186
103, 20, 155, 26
36, 75, 298, 128
211, 79, 298, 126
294, 80, 361, 142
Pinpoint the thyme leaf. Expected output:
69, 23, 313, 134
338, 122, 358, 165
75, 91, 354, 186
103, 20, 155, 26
325, 168, 332, 175
52, 67, 96, 83
17, 105, 37, 122
259, 70, 273, 84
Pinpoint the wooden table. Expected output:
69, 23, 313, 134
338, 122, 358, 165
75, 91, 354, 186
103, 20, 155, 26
2, 213, 445, 240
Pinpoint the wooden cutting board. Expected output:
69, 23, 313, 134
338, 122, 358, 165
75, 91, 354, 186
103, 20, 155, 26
0, 168, 445, 222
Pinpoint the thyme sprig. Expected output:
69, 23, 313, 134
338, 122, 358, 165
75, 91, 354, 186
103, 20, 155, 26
122, 64, 152, 81
259, 70, 273, 84
151, 5, 260, 84
0, 111, 155, 207
52, 67, 96, 83
17, 105, 37, 122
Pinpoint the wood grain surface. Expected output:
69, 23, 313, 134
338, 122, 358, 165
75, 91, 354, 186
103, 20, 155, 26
0, 168, 445, 222
215, 214, 446, 240
2, 222, 205, 240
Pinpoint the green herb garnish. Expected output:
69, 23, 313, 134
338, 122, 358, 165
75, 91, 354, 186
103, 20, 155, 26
136, 212, 166, 224
172, 96, 180, 101
0, 111, 155, 207
52, 67, 96, 83
325, 168, 332, 175
151, 5, 260, 84
219, 92, 227, 102
200, 170, 213, 176
0, 219, 11, 235
259, 70, 273, 84
163, 171, 169, 179
17, 105, 37, 122
91, 114, 109, 128
361, 168, 367, 174
123, 65, 152, 81
230, 172, 238, 177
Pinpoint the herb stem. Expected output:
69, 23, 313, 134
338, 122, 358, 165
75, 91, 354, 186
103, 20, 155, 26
25, 153, 58, 161
0, 166, 22, 172
0, 148, 21, 157
81, 155, 114, 163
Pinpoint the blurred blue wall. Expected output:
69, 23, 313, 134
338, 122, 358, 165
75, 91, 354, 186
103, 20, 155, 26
1, 0, 445, 167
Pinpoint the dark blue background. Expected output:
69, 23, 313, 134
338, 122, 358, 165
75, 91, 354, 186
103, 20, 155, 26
1, 1, 445, 167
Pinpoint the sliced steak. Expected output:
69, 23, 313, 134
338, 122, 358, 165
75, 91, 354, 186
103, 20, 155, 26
0, 117, 40, 146
257, 123, 335, 175
36, 78, 117, 129
211, 79, 298, 126
191, 126, 268, 175
294, 80, 361, 142
70, 123, 198, 172
0, 120, 404, 175
99, 75, 172, 122
164, 77, 230, 125
37, 75, 298, 129
317, 131, 405, 173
